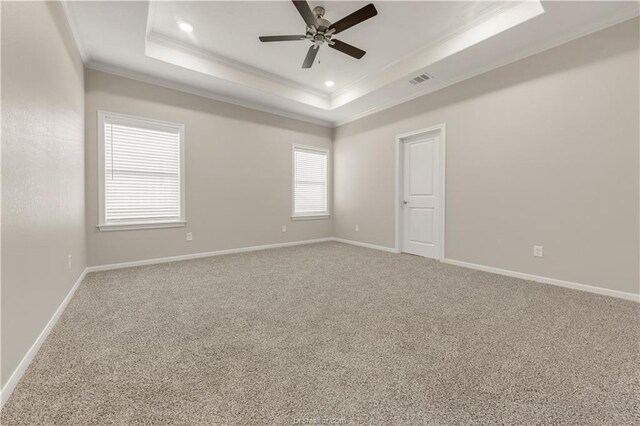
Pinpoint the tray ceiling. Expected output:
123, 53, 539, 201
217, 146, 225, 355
64, 1, 639, 126
148, 1, 505, 93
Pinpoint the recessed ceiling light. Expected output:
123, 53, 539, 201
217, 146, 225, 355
325, 80, 335, 88
179, 22, 194, 33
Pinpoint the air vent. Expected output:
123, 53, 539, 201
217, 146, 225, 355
409, 73, 432, 85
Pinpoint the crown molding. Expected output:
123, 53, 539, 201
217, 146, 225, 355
329, 1, 518, 102
143, 1, 542, 113
330, 1, 545, 110
60, 0, 89, 63
147, 32, 329, 100
62, 0, 640, 129
85, 61, 333, 128
145, 0, 155, 39
145, 35, 330, 110
333, 8, 640, 128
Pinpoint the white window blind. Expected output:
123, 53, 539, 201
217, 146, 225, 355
293, 146, 328, 217
99, 112, 184, 229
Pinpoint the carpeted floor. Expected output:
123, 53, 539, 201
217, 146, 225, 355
2, 242, 638, 425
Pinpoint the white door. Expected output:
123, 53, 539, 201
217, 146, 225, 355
402, 135, 442, 258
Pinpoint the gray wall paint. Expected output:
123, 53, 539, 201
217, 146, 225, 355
85, 70, 333, 266
1, 1, 86, 387
333, 18, 639, 294
2, 8, 636, 393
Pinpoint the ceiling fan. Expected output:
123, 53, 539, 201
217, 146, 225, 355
259, 1, 378, 69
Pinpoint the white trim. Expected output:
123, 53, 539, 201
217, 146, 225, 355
0, 269, 88, 408
97, 221, 186, 232
333, 12, 640, 127
330, 238, 639, 301
145, 0, 156, 40
85, 62, 333, 128
0, 238, 327, 406
395, 124, 446, 260
73, 6, 637, 128
291, 215, 330, 221
86, 238, 334, 272
147, 32, 328, 100
97, 110, 186, 230
332, 238, 399, 254
442, 258, 640, 302
292, 144, 330, 154
329, 2, 518, 103
330, 1, 543, 111
291, 144, 330, 219
144, 34, 330, 111
86, 238, 399, 273
3, 240, 635, 409
60, 1, 88, 63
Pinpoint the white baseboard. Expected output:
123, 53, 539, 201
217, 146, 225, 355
331, 238, 399, 254
442, 258, 639, 302
3, 239, 635, 409
0, 268, 89, 408
86, 238, 334, 272
0, 238, 335, 407
330, 238, 638, 302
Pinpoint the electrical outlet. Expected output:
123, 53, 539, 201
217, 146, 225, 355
282, 225, 287, 233
67, 255, 72, 270
355, 224, 359, 232
186, 232, 193, 241
533, 245, 543, 257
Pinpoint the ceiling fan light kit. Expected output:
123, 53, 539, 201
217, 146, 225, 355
259, 1, 378, 69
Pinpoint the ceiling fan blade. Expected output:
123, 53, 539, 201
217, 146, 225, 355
329, 3, 377, 35
292, 0, 317, 29
302, 45, 319, 69
329, 39, 366, 59
259, 35, 306, 42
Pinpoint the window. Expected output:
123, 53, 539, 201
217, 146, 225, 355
98, 111, 185, 231
292, 145, 329, 219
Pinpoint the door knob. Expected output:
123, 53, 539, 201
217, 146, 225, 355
403, 201, 409, 205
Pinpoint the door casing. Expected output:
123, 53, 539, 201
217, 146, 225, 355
395, 124, 446, 259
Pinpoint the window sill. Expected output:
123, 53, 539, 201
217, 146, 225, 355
97, 221, 186, 232
291, 215, 330, 221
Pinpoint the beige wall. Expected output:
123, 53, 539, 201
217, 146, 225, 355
333, 18, 639, 294
85, 70, 333, 266
1, 2, 86, 387
2, 9, 637, 394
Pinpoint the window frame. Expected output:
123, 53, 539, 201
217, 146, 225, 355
291, 144, 330, 220
97, 110, 186, 231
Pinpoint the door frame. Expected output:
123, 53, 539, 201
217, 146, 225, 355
394, 123, 446, 259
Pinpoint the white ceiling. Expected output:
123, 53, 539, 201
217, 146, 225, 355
64, 1, 639, 127
149, 1, 504, 93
